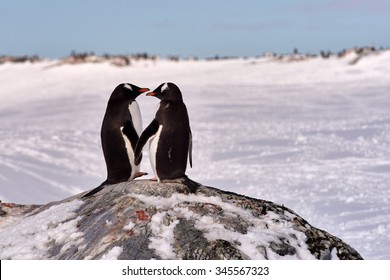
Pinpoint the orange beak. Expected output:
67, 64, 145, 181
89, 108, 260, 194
138, 88, 150, 93
146, 91, 156, 96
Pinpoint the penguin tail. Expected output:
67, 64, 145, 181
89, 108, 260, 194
182, 176, 201, 193
81, 181, 106, 199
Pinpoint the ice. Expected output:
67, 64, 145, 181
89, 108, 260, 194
1, 52, 390, 259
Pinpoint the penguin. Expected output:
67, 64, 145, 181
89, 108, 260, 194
135, 82, 198, 191
82, 83, 149, 198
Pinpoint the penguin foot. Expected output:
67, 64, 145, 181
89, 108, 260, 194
134, 172, 148, 179
150, 177, 158, 181
161, 176, 200, 193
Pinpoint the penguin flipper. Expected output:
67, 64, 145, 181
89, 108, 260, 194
122, 119, 139, 151
135, 119, 160, 165
189, 130, 193, 168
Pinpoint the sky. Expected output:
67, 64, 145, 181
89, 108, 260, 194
1, 0, 390, 58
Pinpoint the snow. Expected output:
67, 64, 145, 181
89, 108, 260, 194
100, 246, 123, 260
331, 247, 340, 260
123, 221, 135, 230
1, 52, 390, 259
148, 211, 179, 259
0, 200, 84, 259
133, 192, 315, 260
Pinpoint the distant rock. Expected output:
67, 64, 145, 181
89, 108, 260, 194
0, 180, 363, 260
0, 55, 41, 64
49, 51, 157, 67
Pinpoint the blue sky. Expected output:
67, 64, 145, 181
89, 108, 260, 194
1, 0, 389, 58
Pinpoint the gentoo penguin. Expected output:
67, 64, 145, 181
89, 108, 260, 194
82, 83, 149, 198
135, 82, 198, 191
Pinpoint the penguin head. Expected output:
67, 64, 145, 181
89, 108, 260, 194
147, 82, 183, 101
111, 83, 149, 101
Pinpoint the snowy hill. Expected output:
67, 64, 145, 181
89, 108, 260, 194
0, 50, 390, 259
0, 180, 362, 260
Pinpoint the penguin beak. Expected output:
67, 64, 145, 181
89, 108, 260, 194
138, 88, 150, 93
146, 91, 156, 96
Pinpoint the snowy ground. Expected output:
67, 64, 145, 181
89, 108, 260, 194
1, 52, 389, 259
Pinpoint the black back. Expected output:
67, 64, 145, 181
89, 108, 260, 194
143, 82, 192, 180
101, 83, 145, 184
82, 83, 148, 198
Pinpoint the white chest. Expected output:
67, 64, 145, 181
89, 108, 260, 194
128, 101, 142, 136
149, 125, 163, 180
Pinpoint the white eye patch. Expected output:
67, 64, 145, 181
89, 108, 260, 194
124, 83, 133, 91
161, 83, 169, 92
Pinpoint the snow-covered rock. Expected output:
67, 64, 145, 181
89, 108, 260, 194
0, 180, 362, 260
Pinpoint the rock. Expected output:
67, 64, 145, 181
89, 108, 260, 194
0, 180, 363, 260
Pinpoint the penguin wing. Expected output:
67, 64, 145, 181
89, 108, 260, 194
135, 119, 160, 165
122, 119, 139, 151
189, 130, 193, 168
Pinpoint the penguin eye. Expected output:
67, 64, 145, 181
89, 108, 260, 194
124, 83, 133, 91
